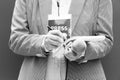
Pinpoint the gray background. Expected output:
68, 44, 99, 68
0, 0, 120, 80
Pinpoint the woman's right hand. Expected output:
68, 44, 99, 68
43, 30, 64, 52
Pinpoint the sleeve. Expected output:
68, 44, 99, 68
83, 0, 113, 61
64, 0, 113, 63
9, 0, 46, 57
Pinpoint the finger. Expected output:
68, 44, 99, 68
45, 42, 57, 51
44, 39, 59, 50
62, 33, 67, 41
72, 39, 86, 53
46, 38, 61, 47
48, 30, 63, 38
64, 47, 72, 55
72, 39, 86, 48
47, 34, 63, 43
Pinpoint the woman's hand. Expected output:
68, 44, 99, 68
64, 37, 87, 61
43, 30, 64, 52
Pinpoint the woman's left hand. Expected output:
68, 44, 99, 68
64, 37, 87, 61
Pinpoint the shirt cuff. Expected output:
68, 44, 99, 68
41, 36, 50, 52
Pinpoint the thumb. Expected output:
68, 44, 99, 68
72, 39, 87, 53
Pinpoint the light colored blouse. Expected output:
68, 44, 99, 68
52, 0, 72, 16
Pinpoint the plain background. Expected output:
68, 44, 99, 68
0, 0, 120, 80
